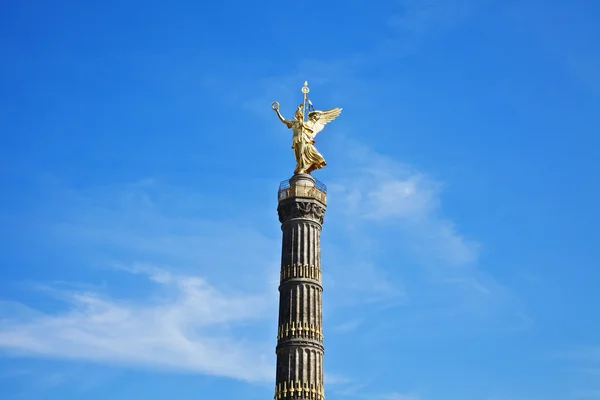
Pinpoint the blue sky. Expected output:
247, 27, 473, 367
1, 0, 599, 399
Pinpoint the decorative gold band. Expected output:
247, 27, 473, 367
277, 321, 323, 342
274, 381, 325, 400
280, 264, 322, 283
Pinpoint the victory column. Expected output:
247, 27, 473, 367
271, 82, 342, 400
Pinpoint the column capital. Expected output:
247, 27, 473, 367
278, 200, 326, 225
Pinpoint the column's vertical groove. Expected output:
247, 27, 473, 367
312, 226, 317, 266
295, 286, 300, 326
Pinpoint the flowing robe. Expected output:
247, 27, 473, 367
290, 120, 326, 175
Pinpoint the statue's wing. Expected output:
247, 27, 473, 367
306, 107, 342, 137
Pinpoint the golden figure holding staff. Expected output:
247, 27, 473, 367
272, 82, 342, 175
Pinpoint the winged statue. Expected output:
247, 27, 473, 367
272, 83, 342, 175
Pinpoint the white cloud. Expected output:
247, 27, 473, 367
329, 139, 479, 268
0, 131, 526, 386
0, 265, 273, 383
38, 178, 282, 293
318, 138, 531, 333
0, 179, 282, 382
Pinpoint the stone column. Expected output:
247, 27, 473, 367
274, 174, 327, 400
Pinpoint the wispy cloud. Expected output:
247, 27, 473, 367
318, 138, 530, 334
230, 21, 491, 309
1, 0, 528, 375
233, 51, 525, 324
0, 265, 273, 382
330, 139, 478, 268
35, 178, 282, 292
2, 177, 389, 383
0, 179, 282, 382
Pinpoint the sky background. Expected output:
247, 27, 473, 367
1, 0, 599, 399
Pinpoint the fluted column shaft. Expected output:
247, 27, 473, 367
274, 175, 327, 400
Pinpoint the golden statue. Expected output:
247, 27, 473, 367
272, 82, 342, 175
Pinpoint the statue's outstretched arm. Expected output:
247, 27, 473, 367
275, 109, 293, 129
